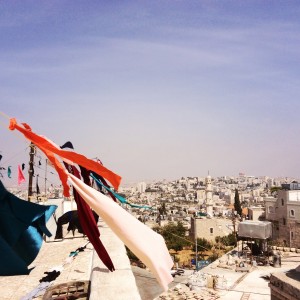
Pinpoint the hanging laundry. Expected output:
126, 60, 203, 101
7, 119, 172, 289
18, 165, 26, 185
0, 180, 57, 275
60, 141, 74, 149
67, 173, 173, 291
63, 162, 115, 271
0, 154, 6, 178
91, 173, 153, 209
90, 171, 117, 202
7, 166, 11, 178
60, 141, 115, 271
9, 118, 121, 196
0, 155, 4, 178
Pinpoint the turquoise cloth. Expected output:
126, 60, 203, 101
91, 174, 153, 209
0, 180, 57, 275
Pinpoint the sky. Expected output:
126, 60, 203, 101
1, 0, 300, 188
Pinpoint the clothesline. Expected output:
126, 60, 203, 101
0, 146, 29, 166
2, 116, 174, 291
0, 111, 32, 184
0, 111, 29, 144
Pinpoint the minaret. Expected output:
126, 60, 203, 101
205, 172, 213, 216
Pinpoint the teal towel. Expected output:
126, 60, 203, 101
0, 180, 57, 275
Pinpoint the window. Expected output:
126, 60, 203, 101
210, 228, 214, 234
268, 206, 274, 213
281, 199, 284, 206
283, 218, 286, 225
291, 232, 294, 239
290, 209, 295, 217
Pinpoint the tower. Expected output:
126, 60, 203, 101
205, 173, 213, 216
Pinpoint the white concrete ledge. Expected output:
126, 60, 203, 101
89, 220, 141, 300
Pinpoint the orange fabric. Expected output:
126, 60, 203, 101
9, 118, 122, 196
40, 149, 70, 197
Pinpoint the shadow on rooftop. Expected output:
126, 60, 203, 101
92, 267, 110, 273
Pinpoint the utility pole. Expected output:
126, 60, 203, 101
194, 217, 198, 271
44, 158, 48, 197
28, 142, 35, 201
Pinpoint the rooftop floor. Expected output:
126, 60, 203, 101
2, 218, 300, 300
0, 233, 92, 300
217, 251, 300, 300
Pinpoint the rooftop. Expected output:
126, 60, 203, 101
2, 217, 300, 300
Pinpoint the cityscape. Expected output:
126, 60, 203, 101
1, 1, 300, 299
5, 171, 300, 298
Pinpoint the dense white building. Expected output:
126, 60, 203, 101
136, 181, 147, 193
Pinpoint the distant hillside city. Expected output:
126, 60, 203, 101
5, 172, 300, 299
8, 173, 299, 251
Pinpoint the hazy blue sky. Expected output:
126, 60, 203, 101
1, 1, 300, 188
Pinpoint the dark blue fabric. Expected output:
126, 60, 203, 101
0, 180, 57, 275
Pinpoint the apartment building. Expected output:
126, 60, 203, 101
265, 183, 300, 248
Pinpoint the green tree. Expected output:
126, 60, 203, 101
216, 233, 236, 246
270, 186, 282, 195
153, 221, 190, 251
234, 189, 242, 216
193, 238, 212, 252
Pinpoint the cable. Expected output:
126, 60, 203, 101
169, 232, 210, 251
0, 111, 30, 143
0, 146, 29, 165
0, 111, 10, 119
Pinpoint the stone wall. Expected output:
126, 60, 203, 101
89, 220, 141, 300
269, 270, 300, 300
276, 221, 300, 249
191, 217, 232, 242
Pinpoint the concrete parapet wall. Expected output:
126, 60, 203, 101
89, 220, 141, 300
271, 246, 300, 253
269, 271, 300, 300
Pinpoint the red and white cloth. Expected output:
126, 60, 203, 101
68, 173, 174, 291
